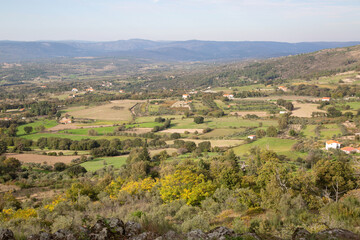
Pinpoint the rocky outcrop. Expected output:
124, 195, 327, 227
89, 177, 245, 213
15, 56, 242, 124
292, 227, 360, 240
0, 229, 15, 240
1, 220, 360, 240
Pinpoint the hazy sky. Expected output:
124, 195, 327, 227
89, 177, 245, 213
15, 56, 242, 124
1, 0, 360, 42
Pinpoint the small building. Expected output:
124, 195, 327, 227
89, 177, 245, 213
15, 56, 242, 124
40, 85, 47, 88
341, 147, 356, 154
72, 88, 78, 92
279, 111, 287, 114
278, 86, 288, 92
119, 90, 125, 93
325, 140, 341, 150
322, 97, 331, 102
223, 94, 234, 99
182, 94, 189, 99
59, 117, 72, 124
86, 87, 94, 92
248, 135, 257, 140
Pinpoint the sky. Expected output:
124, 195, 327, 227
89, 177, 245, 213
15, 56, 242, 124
0, 0, 360, 42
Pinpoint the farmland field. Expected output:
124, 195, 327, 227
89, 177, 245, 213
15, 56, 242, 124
232, 137, 302, 159
18, 119, 58, 136
66, 100, 145, 121
5, 153, 80, 165
80, 156, 127, 172
291, 102, 325, 118
20, 132, 137, 141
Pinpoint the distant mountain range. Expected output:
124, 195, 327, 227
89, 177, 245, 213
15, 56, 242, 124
0, 39, 360, 62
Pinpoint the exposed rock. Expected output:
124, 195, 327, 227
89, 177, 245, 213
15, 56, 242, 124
53, 229, 76, 240
155, 230, 184, 240
187, 229, 208, 240
27, 232, 53, 240
107, 218, 125, 235
89, 218, 126, 240
0, 228, 15, 240
125, 221, 142, 237
207, 226, 235, 240
130, 231, 159, 240
292, 228, 311, 240
314, 228, 360, 240
240, 232, 263, 240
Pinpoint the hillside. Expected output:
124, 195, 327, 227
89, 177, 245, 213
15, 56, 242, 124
237, 44, 360, 82
1, 40, 360, 62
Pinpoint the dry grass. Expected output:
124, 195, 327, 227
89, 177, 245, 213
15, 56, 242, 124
67, 100, 145, 121
291, 102, 325, 118
0, 184, 20, 193
5, 153, 80, 165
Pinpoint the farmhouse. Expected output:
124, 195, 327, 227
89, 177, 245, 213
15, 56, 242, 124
248, 135, 256, 140
86, 87, 94, 92
59, 117, 72, 124
341, 147, 356, 154
325, 140, 341, 150
182, 94, 189, 99
223, 94, 234, 99
322, 97, 331, 102
72, 88, 78, 92
278, 86, 288, 92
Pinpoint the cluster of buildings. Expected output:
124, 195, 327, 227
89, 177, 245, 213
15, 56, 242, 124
325, 140, 360, 154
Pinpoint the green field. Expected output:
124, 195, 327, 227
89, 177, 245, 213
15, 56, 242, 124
20, 132, 137, 141
18, 119, 58, 136
59, 126, 117, 135
200, 128, 246, 139
320, 124, 342, 139
232, 137, 304, 159
302, 125, 317, 138
81, 156, 127, 172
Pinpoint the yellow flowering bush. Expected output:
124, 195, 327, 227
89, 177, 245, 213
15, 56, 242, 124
106, 177, 126, 199
121, 177, 157, 195
44, 195, 67, 212
1, 208, 37, 221
159, 170, 217, 205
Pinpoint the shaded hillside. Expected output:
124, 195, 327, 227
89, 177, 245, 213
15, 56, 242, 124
239, 44, 360, 81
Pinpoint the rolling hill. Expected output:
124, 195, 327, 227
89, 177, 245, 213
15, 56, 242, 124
1, 39, 360, 62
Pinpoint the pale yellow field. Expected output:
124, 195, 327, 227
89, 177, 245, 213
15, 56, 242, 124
5, 153, 80, 165
67, 100, 145, 121
291, 102, 325, 118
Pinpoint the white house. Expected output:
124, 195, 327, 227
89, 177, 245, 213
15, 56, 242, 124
325, 140, 341, 150
341, 147, 356, 154
72, 88, 78, 92
248, 135, 256, 140
182, 94, 189, 99
223, 94, 234, 99
322, 97, 331, 102
279, 111, 287, 114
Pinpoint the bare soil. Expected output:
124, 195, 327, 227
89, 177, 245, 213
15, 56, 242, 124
5, 153, 80, 165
